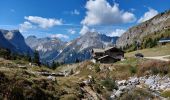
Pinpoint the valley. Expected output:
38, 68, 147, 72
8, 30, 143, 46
0, 46, 170, 99
0, 1, 170, 99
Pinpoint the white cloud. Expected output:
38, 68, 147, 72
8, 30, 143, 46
107, 29, 126, 37
68, 29, 76, 34
81, 0, 136, 26
25, 16, 63, 29
79, 25, 90, 35
50, 34, 69, 39
71, 9, 80, 15
19, 21, 33, 32
138, 8, 158, 23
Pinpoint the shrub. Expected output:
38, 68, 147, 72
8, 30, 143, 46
101, 78, 117, 91
51, 61, 60, 70
129, 66, 137, 75
94, 63, 100, 73
8, 87, 24, 100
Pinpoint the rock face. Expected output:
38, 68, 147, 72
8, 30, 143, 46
54, 32, 119, 63
26, 36, 66, 62
0, 30, 16, 52
26, 32, 119, 63
0, 29, 33, 54
116, 10, 170, 48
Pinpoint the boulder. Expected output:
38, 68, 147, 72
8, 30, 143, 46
145, 78, 155, 86
117, 80, 127, 86
115, 90, 123, 98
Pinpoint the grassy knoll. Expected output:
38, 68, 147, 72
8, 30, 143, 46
125, 43, 170, 57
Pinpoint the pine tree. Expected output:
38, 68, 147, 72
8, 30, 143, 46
51, 61, 60, 70
33, 50, 41, 66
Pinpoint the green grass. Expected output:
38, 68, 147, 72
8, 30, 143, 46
125, 43, 170, 57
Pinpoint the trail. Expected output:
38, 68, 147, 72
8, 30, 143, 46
144, 55, 170, 61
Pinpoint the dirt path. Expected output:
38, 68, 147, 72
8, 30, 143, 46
144, 55, 170, 61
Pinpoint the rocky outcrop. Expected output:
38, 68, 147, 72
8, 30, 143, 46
116, 10, 170, 48
111, 75, 170, 99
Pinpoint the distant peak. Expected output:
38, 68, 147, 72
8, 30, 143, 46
84, 31, 99, 36
27, 35, 37, 39
11, 30, 20, 33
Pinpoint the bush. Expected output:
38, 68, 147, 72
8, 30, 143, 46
129, 66, 137, 75
8, 87, 24, 100
51, 61, 60, 70
94, 63, 100, 73
101, 78, 117, 91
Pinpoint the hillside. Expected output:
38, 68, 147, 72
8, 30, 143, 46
116, 10, 170, 48
0, 29, 33, 55
0, 55, 170, 99
125, 43, 170, 57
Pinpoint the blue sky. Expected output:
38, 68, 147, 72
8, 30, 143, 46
0, 0, 170, 41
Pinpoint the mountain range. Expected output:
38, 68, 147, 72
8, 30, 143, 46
25, 32, 118, 63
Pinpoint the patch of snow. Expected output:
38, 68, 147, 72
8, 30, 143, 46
36, 45, 44, 51
4, 32, 14, 40
66, 42, 72, 46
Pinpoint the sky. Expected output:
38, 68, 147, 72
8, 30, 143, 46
0, 0, 170, 41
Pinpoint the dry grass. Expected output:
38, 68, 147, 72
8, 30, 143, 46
137, 60, 170, 76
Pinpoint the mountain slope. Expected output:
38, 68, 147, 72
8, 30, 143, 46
116, 10, 170, 48
0, 29, 33, 54
0, 30, 16, 52
26, 36, 66, 62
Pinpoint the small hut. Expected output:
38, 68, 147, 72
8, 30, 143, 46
92, 46, 124, 63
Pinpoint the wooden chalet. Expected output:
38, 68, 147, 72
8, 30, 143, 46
91, 46, 124, 63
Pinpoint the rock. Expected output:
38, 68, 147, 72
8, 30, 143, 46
110, 94, 116, 99
83, 79, 91, 85
158, 85, 166, 90
47, 75, 55, 81
88, 75, 92, 79
115, 90, 123, 98
136, 85, 143, 88
117, 80, 127, 86
145, 78, 155, 86
126, 85, 135, 90
128, 77, 139, 85
74, 71, 80, 75
119, 86, 127, 91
